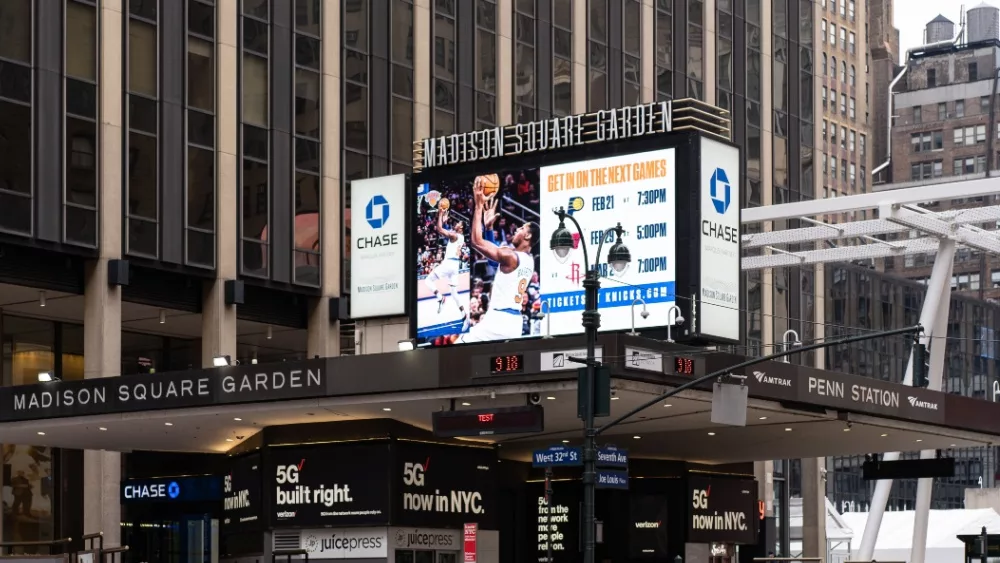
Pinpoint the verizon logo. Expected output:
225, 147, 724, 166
634, 521, 661, 529
754, 371, 791, 387
907, 396, 939, 410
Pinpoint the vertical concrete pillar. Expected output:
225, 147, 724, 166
307, 0, 344, 359
572, 1, 587, 113
414, 0, 431, 140
82, 0, 124, 544
202, 0, 239, 367
702, 0, 716, 105
497, 0, 513, 125
760, 0, 775, 353
801, 457, 828, 561
640, 0, 654, 103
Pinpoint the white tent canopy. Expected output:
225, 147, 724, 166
838, 508, 1000, 563
789, 497, 856, 562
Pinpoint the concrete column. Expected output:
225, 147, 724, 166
306, 0, 344, 359
202, 0, 239, 368
760, 0, 774, 349
497, 0, 513, 125
82, 0, 124, 544
414, 0, 431, 140
755, 460, 775, 517
572, 1, 587, 113
640, 0, 654, 103
702, 0, 716, 105
801, 457, 828, 561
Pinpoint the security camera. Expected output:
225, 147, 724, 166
528, 392, 542, 405
674, 315, 686, 326
640, 310, 650, 319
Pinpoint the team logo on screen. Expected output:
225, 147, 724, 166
568, 196, 585, 215
710, 168, 732, 214
365, 195, 391, 229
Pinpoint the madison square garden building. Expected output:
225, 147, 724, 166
0, 0, 993, 558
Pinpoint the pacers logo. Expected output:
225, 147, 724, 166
567, 196, 585, 215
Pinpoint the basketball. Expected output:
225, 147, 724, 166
439, 197, 450, 211
478, 174, 501, 196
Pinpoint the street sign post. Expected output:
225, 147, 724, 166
596, 470, 629, 489
532, 445, 583, 467
595, 445, 628, 490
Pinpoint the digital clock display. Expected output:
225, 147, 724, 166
490, 354, 524, 374
674, 356, 695, 375
432, 405, 544, 437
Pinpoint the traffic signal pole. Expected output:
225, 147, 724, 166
857, 238, 956, 563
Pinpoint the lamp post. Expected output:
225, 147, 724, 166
781, 329, 801, 363
549, 207, 632, 563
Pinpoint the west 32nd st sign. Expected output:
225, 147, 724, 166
0, 359, 329, 421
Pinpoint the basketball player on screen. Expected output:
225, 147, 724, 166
423, 206, 466, 315
458, 175, 538, 343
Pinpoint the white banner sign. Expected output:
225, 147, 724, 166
351, 175, 407, 318
540, 149, 677, 336
300, 528, 388, 559
698, 138, 740, 342
624, 347, 662, 373
539, 348, 604, 372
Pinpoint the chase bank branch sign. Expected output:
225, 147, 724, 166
0, 359, 328, 421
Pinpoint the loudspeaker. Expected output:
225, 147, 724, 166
107, 259, 130, 286
335, 296, 351, 321
224, 279, 244, 305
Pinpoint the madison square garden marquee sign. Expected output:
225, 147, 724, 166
403, 100, 742, 347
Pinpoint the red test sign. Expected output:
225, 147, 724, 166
463, 523, 478, 563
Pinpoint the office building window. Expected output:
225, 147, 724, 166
839, 27, 846, 50
390, 0, 414, 171
849, 64, 855, 86
655, 0, 673, 100
432, 0, 456, 135
126, 1, 160, 258
840, 60, 846, 83
956, 100, 965, 117
65, 0, 99, 246
185, 0, 217, 268
829, 23, 835, 45
970, 62, 978, 82
342, 0, 370, 291
588, 0, 609, 111
553, 0, 572, 115
830, 56, 836, 78
849, 130, 855, 152
716, 0, 733, 111
475, 0, 497, 128
0, 2, 31, 228
241, 0, 271, 277
687, 0, 704, 99
293, 0, 323, 286
624, 0, 642, 106
849, 31, 855, 54
913, 106, 922, 124
514, 0, 537, 123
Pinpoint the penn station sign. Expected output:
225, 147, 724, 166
0, 359, 329, 421
416, 102, 672, 170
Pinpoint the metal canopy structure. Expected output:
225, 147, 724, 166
737, 172, 1000, 563
740, 175, 1000, 271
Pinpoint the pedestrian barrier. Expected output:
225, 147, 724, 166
0, 538, 72, 563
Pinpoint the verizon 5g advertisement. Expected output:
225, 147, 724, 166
395, 441, 497, 529
351, 175, 408, 318
698, 138, 740, 342
687, 476, 758, 544
270, 443, 391, 528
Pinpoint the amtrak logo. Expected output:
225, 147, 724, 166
907, 396, 939, 410
365, 195, 390, 229
710, 167, 732, 214
753, 370, 791, 387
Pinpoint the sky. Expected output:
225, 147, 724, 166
895, 0, 995, 62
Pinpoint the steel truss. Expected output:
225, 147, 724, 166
738, 173, 1000, 563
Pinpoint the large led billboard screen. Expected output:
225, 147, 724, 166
414, 149, 676, 346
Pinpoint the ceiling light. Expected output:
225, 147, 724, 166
546, 396, 556, 400
212, 355, 232, 367
633, 435, 641, 439
461, 402, 471, 406
39, 291, 46, 307
950, 444, 956, 447
784, 427, 792, 432
266, 325, 273, 340
234, 417, 242, 422
38, 371, 55, 382
707, 432, 716, 436
758, 416, 768, 420
251, 358, 258, 364
159, 309, 166, 324
226, 438, 234, 442
562, 440, 570, 444
382, 407, 392, 412
37, 431, 45, 436
843, 427, 851, 432
663, 403, 672, 407
881, 433, 888, 437
916, 439, 922, 442
397, 339, 415, 351
610, 396, 620, 401
164, 422, 173, 427
98, 427, 107, 431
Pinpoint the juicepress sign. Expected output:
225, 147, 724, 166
270, 443, 391, 527
395, 441, 496, 528
687, 476, 758, 545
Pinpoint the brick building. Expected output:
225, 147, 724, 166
868, 0, 900, 184
887, 39, 1000, 300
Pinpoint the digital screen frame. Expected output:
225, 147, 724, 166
409, 131, 741, 347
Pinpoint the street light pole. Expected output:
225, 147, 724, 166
549, 208, 631, 563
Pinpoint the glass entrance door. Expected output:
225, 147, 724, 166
123, 515, 218, 563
